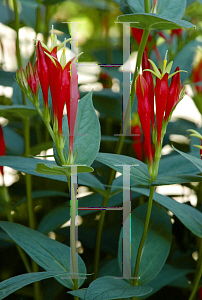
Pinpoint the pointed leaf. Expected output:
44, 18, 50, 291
132, 187, 202, 238
95, 153, 150, 186
118, 202, 172, 284
0, 271, 67, 300
85, 276, 152, 300
0, 222, 87, 289
35, 162, 93, 176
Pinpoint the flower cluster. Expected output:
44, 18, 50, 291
16, 31, 79, 163
136, 51, 185, 176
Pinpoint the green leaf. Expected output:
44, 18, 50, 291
37, 191, 128, 234
68, 289, 87, 299
0, 105, 37, 119
3, 126, 24, 156
0, 221, 87, 289
172, 40, 202, 83
140, 264, 192, 299
117, 13, 195, 30
55, 91, 101, 166
173, 147, 202, 172
95, 153, 150, 186
84, 276, 152, 300
132, 187, 202, 238
0, 71, 16, 87
120, 0, 186, 19
0, 156, 104, 190
118, 202, 172, 284
35, 162, 93, 176
14, 190, 69, 208
152, 174, 202, 185
0, 271, 67, 300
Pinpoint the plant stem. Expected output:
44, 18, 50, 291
92, 28, 150, 280
132, 186, 155, 286
144, 0, 150, 14
67, 175, 79, 300
188, 237, 202, 300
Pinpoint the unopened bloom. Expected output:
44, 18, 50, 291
26, 62, 39, 97
155, 73, 169, 144
0, 126, 5, 177
36, 41, 50, 108
136, 74, 153, 165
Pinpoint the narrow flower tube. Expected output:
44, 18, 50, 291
142, 52, 155, 129
26, 62, 39, 96
164, 67, 181, 121
36, 41, 49, 108
131, 125, 143, 161
0, 125, 5, 177
155, 73, 169, 145
68, 62, 79, 160
136, 74, 153, 164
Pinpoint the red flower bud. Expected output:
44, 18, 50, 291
68, 62, 79, 158
26, 62, 39, 96
155, 73, 169, 145
142, 52, 155, 129
164, 67, 181, 121
193, 58, 202, 93
131, 125, 143, 161
36, 41, 49, 108
136, 74, 153, 164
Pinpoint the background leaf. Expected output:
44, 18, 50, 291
132, 187, 202, 238
0, 221, 87, 289
85, 276, 152, 300
118, 202, 172, 284
0, 271, 67, 300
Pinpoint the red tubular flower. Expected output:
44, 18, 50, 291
171, 29, 183, 41
26, 62, 39, 96
131, 125, 143, 161
142, 52, 155, 130
164, 67, 181, 121
136, 74, 153, 164
193, 58, 202, 93
68, 62, 79, 158
0, 126, 5, 177
155, 73, 169, 145
36, 41, 49, 108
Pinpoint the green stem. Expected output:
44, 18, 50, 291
188, 238, 202, 300
144, 0, 150, 13
13, 0, 22, 67
132, 186, 155, 286
92, 28, 150, 280
24, 118, 35, 230
67, 175, 79, 300
13, 0, 26, 106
